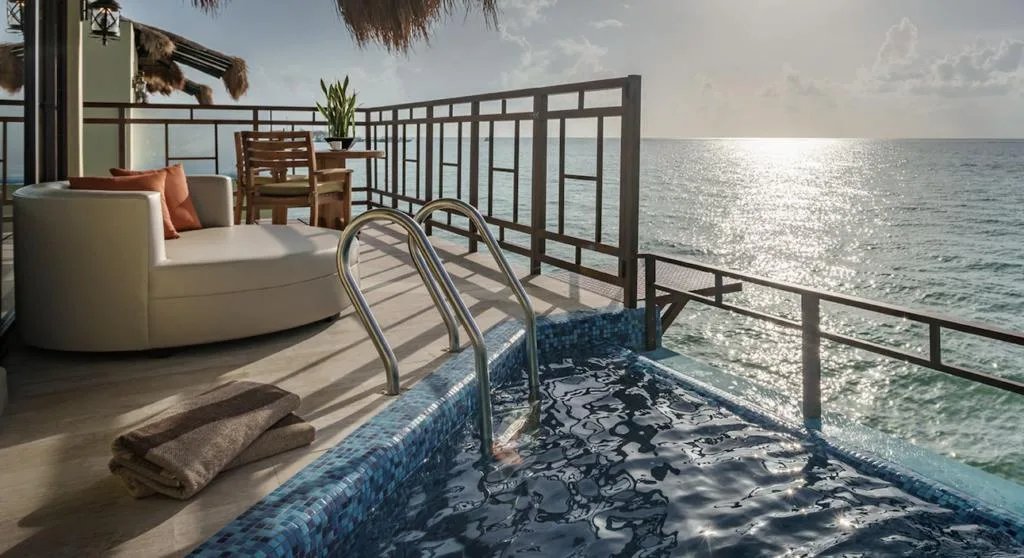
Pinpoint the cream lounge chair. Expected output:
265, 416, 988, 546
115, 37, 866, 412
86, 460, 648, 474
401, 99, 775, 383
13, 175, 358, 352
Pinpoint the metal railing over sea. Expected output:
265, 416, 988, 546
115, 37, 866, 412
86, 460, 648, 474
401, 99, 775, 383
641, 253, 1024, 429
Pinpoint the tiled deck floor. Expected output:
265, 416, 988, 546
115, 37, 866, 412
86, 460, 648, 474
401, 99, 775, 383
0, 224, 617, 557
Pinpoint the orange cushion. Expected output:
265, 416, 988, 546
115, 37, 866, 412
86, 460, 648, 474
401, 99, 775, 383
69, 174, 179, 239
110, 164, 202, 232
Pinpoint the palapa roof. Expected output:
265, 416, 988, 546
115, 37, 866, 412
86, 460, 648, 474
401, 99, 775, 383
0, 20, 248, 105
0, 0, 499, 101
190, 0, 499, 52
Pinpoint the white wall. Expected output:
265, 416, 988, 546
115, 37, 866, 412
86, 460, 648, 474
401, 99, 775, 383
81, 20, 134, 176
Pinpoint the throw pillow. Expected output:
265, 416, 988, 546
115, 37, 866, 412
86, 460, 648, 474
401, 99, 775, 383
69, 174, 179, 239
110, 164, 202, 232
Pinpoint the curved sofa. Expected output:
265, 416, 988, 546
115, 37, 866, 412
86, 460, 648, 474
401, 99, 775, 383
13, 175, 357, 352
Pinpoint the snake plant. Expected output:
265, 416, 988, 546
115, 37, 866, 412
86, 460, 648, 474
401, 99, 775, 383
316, 76, 358, 139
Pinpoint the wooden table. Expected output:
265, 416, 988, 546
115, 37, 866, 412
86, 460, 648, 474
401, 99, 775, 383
311, 149, 385, 229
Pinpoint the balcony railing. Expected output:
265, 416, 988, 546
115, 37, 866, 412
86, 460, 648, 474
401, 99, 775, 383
642, 253, 1024, 429
1, 76, 646, 304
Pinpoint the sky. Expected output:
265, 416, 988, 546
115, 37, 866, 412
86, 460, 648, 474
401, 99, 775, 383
7, 0, 1024, 138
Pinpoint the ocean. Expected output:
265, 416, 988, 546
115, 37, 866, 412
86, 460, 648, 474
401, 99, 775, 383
420, 137, 1024, 485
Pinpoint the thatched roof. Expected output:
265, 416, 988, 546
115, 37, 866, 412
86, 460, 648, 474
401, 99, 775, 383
190, 0, 499, 52
0, 19, 248, 105
132, 20, 248, 103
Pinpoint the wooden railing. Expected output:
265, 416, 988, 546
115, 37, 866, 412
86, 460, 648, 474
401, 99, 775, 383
641, 253, 1024, 428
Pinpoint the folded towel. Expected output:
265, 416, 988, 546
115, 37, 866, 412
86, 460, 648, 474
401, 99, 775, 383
114, 413, 316, 498
109, 380, 302, 500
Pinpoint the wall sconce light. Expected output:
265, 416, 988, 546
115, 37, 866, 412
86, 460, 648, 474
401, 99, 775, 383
87, 0, 121, 45
6, 0, 24, 33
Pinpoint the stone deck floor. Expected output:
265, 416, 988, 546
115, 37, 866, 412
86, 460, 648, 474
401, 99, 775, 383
0, 223, 617, 557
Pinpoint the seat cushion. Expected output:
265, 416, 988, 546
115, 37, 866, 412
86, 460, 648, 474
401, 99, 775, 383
258, 180, 346, 197
150, 224, 348, 299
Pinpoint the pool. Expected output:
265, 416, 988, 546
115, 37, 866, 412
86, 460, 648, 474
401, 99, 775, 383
190, 308, 1024, 557
348, 349, 1023, 557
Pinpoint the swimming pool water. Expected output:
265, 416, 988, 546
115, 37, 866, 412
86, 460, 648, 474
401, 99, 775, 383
348, 350, 1023, 557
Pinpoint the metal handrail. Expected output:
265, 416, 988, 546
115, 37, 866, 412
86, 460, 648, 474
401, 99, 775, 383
410, 198, 541, 402
640, 252, 1024, 429
337, 208, 494, 453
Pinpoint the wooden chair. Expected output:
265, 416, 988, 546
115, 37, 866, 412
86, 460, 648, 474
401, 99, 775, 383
238, 130, 352, 228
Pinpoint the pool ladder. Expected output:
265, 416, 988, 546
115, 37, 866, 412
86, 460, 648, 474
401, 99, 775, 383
336, 199, 540, 456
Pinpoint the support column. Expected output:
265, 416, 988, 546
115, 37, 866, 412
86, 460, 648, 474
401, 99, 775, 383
65, 0, 83, 177
22, 0, 39, 185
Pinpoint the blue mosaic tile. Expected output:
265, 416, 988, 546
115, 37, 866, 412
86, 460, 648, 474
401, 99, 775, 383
191, 304, 1022, 556
191, 307, 646, 557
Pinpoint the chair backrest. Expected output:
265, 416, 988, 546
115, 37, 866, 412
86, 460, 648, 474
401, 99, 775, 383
239, 130, 317, 191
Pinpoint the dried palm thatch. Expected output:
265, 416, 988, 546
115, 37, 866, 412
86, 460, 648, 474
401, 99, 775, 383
222, 57, 247, 101
138, 58, 186, 95
182, 79, 214, 105
0, 43, 24, 94
133, 21, 248, 102
189, 0, 499, 52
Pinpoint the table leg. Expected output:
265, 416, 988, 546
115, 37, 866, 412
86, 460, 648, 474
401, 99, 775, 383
272, 207, 287, 225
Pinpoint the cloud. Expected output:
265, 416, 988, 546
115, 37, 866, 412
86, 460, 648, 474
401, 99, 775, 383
590, 19, 624, 30
875, 17, 919, 71
760, 65, 831, 99
496, 0, 609, 89
499, 0, 558, 31
554, 37, 608, 76
863, 18, 1024, 97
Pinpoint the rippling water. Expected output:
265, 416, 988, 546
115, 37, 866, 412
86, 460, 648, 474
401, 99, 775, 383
634, 139, 1024, 484
350, 352, 1021, 557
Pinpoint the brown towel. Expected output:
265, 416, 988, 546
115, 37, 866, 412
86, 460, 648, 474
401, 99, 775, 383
109, 381, 306, 500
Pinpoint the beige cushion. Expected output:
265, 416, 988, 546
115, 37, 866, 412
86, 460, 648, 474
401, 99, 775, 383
257, 180, 347, 196
151, 224, 342, 299
253, 175, 308, 186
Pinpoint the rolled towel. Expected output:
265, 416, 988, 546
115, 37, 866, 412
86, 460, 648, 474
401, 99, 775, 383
109, 380, 301, 500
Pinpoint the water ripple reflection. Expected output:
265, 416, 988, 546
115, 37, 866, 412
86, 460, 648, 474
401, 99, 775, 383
350, 352, 1022, 557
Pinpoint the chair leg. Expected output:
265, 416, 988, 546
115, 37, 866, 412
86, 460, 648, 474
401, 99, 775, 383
234, 188, 243, 225
309, 199, 319, 228
247, 197, 257, 224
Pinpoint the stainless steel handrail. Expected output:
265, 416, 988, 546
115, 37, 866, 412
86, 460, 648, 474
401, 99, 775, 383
410, 199, 541, 402
336, 208, 495, 452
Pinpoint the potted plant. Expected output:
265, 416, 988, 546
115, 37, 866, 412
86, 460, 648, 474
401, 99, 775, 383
316, 76, 358, 150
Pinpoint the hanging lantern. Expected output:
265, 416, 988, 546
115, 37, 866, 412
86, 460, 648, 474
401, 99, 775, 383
6, 0, 24, 33
87, 0, 120, 45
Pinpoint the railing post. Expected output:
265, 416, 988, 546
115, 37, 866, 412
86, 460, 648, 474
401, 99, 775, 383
619, 75, 642, 308
801, 293, 822, 430
391, 109, 400, 209
530, 93, 548, 276
424, 106, 434, 235
929, 324, 942, 366
644, 255, 658, 351
364, 109, 373, 208
117, 106, 126, 169
468, 101, 480, 252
